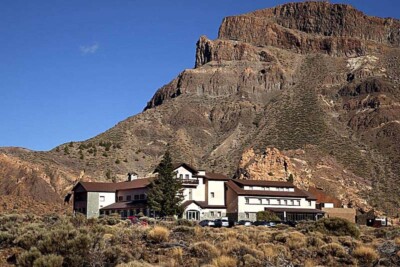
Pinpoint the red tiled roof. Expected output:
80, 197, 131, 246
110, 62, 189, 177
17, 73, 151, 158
73, 177, 154, 193
116, 178, 153, 191
172, 163, 198, 173
100, 201, 147, 210
76, 182, 117, 192
226, 180, 316, 200
233, 179, 295, 187
308, 187, 342, 207
204, 172, 230, 180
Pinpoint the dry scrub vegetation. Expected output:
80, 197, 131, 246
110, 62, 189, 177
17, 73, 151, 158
0, 214, 399, 266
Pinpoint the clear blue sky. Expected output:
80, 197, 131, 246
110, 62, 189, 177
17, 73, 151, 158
1, 0, 398, 151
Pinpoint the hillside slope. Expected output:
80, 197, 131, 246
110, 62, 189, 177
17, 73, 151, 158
1, 2, 399, 215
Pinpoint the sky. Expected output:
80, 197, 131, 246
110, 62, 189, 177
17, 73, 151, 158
0, 0, 399, 151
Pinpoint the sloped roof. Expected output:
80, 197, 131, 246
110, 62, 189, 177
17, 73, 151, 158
116, 177, 153, 191
308, 187, 342, 206
73, 177, 154, 193
75, 182, 117, 192
226, 180, 317, 200
204, 172, 230, 180
100, 200, 147, 210
172, 163, 198, 173
233, 179, 295, 187
182, 200, 226, 209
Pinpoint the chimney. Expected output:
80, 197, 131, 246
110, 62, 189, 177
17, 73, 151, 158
127, 172, 138, 181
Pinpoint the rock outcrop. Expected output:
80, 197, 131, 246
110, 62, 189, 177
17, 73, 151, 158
1, 2, 399, 215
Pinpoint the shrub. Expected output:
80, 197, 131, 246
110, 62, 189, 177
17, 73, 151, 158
17, 247, 42, 267
353, 246, 378, 265
211, 256, 237, 267
170, 247, 183, 263
173, 225, 194, 234
307, 236, 325, 247
116, 261, 153, 267
177, 219, 196, 227
0, 231, 14, 248
319, 243, 347, 258
33, 254, 63, 267
312, 217, 360, 238
147, 226, 169, 243
286, 231, 307, 249
190, 241, 219, 260
256, 211, 280, 221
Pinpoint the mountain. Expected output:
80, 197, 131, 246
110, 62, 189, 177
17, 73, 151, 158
1, 2, 399, 215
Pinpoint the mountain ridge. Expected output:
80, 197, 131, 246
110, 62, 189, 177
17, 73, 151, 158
1, 2, 399, 216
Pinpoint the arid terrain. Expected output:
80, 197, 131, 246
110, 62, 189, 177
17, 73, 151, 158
0, 214, 399, 267
0, 2, 399, 216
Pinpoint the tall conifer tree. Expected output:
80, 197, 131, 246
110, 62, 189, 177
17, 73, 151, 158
147, 150, 184, 217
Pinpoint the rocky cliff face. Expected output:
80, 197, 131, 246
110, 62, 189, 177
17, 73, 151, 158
1, 2, 399, 215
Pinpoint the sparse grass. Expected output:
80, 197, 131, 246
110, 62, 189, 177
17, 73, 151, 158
1, 213, 400, 267
211, 255, 237, 267
190, 241, 219, 260
147, 226, 169, 243
353, 246, 379, 265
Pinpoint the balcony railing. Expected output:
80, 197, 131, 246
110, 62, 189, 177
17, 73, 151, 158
181, 179, 199, 185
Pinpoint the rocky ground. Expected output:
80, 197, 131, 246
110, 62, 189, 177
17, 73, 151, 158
0, 213, 399, 267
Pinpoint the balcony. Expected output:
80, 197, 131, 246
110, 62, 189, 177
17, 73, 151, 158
181, 179, 199, 185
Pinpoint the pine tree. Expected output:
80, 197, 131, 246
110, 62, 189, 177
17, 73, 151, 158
147, 150, 184, 217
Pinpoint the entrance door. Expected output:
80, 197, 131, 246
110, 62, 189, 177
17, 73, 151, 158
186, 210, 200, 220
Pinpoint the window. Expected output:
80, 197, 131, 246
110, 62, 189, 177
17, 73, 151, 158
185, 174, 189, 179
179, 174, 183, 179
259, 199, 262, 204
118, 196, 123, 201
265, 199, 270, 205
308, 200, 312, 206
245, 198, 249, 204
245, 212, 249, 219
140, 194, 145, 200
217, 212, 221, 217
134, 195, 140, 200
99, 196, 105, 202
126, 195, 131, 201
211, 192, 215, 198
210, 211, 214, 217
248, 186, 253, 190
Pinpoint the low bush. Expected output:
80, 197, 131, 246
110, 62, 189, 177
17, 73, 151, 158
353, 246, 378, 265
177, 219, 196, 227
319, 243, 347, 258
211, 255, 237, 267
32, 254, 63, 267
312, 217, 360, 238
116, 261, 153, 267
17, 247, 42, 267
146, 226, 169, 243
190, 241, 219, 261
256, 211, 280, 221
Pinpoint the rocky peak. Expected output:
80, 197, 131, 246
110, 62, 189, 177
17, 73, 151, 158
218, 2, 400, 56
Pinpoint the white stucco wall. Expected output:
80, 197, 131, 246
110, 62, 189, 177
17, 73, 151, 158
243, 186, 295, 192
98, 192, 115, 209
237, 196, 316, 213
175, 166, 193, 179
207, 180, 226, 206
